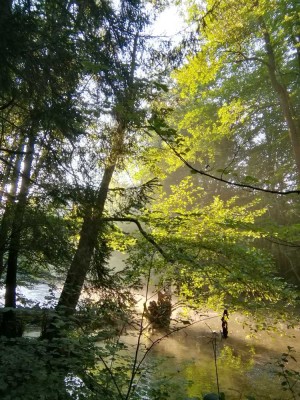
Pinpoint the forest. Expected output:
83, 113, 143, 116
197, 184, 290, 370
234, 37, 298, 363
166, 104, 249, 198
0, 0, 299, 399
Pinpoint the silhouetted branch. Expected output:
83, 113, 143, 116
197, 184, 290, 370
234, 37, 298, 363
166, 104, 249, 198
0, 98, 14, 110
158, 134, 300, 195
0, 147, 32, 155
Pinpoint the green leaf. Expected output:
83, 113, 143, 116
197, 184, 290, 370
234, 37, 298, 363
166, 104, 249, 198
242, 175, 260, 184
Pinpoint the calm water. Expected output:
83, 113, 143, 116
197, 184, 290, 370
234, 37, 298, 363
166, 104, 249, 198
118, 312, 300, 400
2, 284, 299, 399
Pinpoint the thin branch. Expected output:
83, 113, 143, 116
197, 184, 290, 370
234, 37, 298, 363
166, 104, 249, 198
0, 115, 23, 130
220, 142, 243, 180
102, 216, 252, 293
157, 133, 300, 195
225, 50, 268, 66
0, 147, 32, 155
263, 236, 300, 248
125, 261, 153, 400
0, 156, 37, 187
134, 314, 220, 375
0, 98, 15, 110
102, 216, 172, 261
98, 354, 125, 400
199, 0, 221, 30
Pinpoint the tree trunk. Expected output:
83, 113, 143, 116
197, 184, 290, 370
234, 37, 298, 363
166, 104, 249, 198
0, 0, 12, 17
41, 162, 116, 340
1, 134, 35, 337
263, 29, 300, 177
55, 118, 126, 318
43, 25, 138, 336
56, 163, 116, 315
0, 141, 24, 280
0, 150, 14, 205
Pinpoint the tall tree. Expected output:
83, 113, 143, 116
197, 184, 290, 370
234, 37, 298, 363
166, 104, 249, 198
52, 0, 167, 320
174, 0, 300, 183
0, 0, 96, 336
131, 0, 300, 293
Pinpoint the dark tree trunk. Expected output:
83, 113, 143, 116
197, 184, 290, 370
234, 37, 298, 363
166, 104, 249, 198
0, 151, 14, 205
0, 141, 24, 280
41, 163, 116, 340
4, 135, 35, 308
0, 0, 12, 21
1, 134, 35, 337
42, 28, 138, 337
56, 164, 115, 315
55, 118, 126, 320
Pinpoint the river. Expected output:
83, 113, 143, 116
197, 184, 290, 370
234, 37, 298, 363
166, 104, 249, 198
113, 310, 300, 400
1, 284, 299, 399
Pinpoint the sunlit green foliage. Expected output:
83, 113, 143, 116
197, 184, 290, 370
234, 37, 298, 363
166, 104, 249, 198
173, 0, 300, 184
124, 177, 297, 315
0, 0, 300, 398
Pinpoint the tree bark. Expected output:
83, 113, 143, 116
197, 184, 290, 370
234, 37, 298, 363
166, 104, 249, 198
0, 0, 12, 21
54, 116, 126, 319
56, 163, 116, 314
1, 134, 35, 337
4, 135, 35, 308
0, 141, 24, 280
0, 151, 14, 205
44, 22, 140, 336
263, 29, 300, 177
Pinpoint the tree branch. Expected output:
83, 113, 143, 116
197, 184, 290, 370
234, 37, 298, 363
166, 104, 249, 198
0, 147, 32, 155
0, 98, 14, 110
224, 49, 268, 66
156, 133, 300, 195
101, 216, 172, 261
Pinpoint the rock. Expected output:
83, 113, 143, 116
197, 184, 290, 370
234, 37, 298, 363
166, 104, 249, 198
203, 393, 223, 400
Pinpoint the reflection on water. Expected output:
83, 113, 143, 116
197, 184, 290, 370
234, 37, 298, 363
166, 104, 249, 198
1, 281, 299, 399
119, 313, 300, 399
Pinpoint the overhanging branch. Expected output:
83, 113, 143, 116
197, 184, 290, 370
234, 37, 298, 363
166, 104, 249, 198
102, 216, 172, 261
102, 216, 266, 294
156, 133, 300, 195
